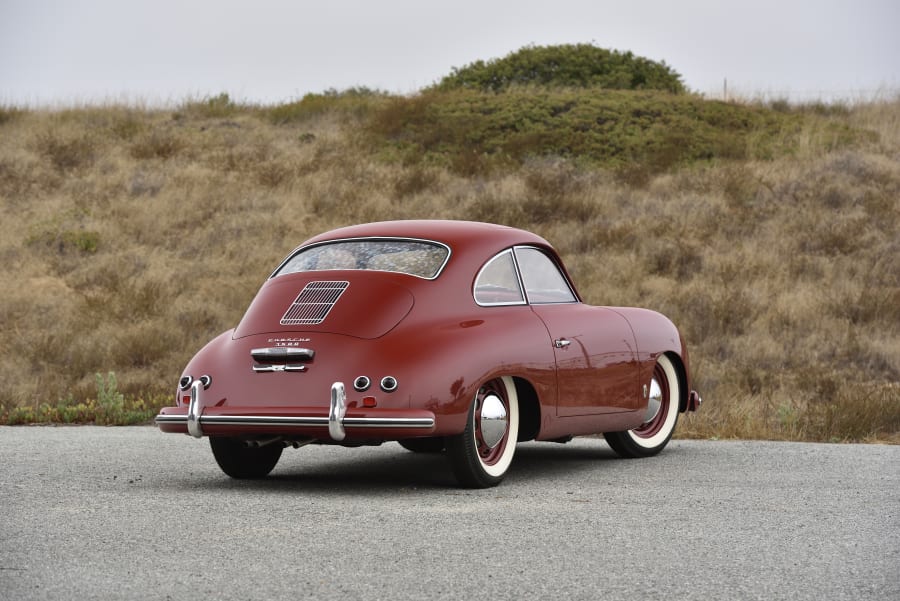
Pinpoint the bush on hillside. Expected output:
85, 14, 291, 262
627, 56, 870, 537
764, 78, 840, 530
434, 44, 686, 93
265, 87, 391, 124
366, 88, 832, 176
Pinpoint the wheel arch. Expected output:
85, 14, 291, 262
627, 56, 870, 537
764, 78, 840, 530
512, 376, 541, 441
662, 351, 690, 413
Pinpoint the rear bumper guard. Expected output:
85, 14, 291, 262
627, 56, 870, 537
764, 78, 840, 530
155, 380, 435, 440
687, 390, 702, 412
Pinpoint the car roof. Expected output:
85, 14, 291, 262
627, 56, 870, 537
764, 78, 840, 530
298, 220, 553, 256
280, 220, 581, 303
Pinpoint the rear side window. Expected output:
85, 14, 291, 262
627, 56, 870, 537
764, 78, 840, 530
275, 239, 450, 280
474, 250, 525, 305
474, 246, 576, 306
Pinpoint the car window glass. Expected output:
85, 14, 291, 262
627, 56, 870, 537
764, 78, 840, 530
474, 250, 525, 305
275, 240, 449, 279
515, 247, 576, 304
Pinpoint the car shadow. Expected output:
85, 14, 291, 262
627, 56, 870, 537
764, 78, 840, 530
268, 448, 457, 490
157, 439, 625, 494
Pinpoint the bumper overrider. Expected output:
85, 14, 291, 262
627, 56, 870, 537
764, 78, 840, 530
155, 381, 436, 441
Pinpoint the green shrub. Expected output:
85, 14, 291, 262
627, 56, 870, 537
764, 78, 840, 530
266, 87, 389, 124
366, 88, 809, 175
434, 44, 686, 93
27, 224, 100, 254
0, 394, 164, 425
96, 372, 124, 413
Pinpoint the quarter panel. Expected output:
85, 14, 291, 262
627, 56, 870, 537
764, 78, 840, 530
367, 306, 560, 436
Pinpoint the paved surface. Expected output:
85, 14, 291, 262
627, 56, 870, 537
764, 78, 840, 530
0, 426, 897, 600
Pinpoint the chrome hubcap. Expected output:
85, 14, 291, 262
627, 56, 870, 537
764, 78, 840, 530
643, 377, 663, 424
479, 393, 508, 449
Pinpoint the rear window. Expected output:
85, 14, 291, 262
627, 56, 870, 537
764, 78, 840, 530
274, 239, 450, 280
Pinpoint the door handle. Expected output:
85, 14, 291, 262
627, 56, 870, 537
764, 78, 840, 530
554, 338, 571, 349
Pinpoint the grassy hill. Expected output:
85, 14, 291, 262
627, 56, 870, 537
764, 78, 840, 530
0, 90, 898, 441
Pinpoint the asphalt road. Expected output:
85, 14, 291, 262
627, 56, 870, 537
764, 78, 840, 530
0, 426, 897, 601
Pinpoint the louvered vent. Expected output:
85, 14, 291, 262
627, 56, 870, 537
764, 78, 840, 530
280, 281, 349, 325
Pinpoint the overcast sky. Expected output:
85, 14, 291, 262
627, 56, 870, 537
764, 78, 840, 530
2, 0, 898, 106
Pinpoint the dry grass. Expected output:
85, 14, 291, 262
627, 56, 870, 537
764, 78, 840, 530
0, 94, 898, 440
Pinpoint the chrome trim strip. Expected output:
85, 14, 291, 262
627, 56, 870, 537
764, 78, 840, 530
252, 364, 308, 373
155, 415, 191, 424
154, 414, 435, 429
328, 382, 347, 441
187, 380, 203, 438
251, 347, 315, 360
341, 417, 435, 428
206, 416, 329, 426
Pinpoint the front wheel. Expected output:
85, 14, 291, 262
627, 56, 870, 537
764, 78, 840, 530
446, 376, 519, 488
604, 355, 680, 458
209, 437, 283, 479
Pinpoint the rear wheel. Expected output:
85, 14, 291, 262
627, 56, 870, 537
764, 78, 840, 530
209, 437, 283, 479
446, 376, 519, 488
604, 355, 680, 458
398, 437, 445, 453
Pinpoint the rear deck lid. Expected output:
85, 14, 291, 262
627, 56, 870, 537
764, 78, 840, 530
233, 272, 414, 340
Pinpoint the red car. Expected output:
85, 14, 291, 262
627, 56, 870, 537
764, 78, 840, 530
157, 220, 700, 487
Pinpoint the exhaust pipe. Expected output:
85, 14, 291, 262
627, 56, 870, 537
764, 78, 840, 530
246, 437, 283, 448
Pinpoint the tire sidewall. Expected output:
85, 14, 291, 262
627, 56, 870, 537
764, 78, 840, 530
626, 355, 679, 451
209, 437, 282, 479
477, 376, 519, 478
447, 375, 520, 487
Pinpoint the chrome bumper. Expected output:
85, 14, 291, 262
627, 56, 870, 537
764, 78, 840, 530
687, 390, 702, 412
155, 380, 436, 440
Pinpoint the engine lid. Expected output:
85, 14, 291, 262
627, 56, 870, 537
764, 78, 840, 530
233, 272, 414, 340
